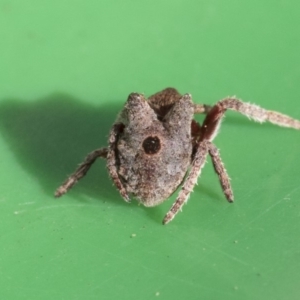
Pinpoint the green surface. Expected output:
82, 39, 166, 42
1, 1, 300, 299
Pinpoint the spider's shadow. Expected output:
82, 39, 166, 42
0, 93, 127, 206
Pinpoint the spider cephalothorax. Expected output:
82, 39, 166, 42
55, 88, 300, 224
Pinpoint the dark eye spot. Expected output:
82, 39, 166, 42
142, 136, 161, 154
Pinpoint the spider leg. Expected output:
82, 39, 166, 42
107, 123, 130, 202
210, 98, 300, 136
218, 98, 300, 129
163, 140, 209, 224
193, 104, 212, 114
195, 97, 300, 208
207, 142, 233, 202
55, 148, 108, 197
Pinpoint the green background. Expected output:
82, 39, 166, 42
0, 1, 300, 299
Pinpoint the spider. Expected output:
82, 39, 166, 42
55, 88, 300, 224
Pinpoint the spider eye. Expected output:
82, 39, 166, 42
142, 136, 161, 154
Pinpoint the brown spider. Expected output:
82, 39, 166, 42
55, 88, 300, 224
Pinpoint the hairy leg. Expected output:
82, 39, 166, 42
193, 103, 212, 114
106, 123, 130, 202
201, 97, 300, 141
219, 98, 300, 128
55, 148, 108, 197
207, 141, 233, 202
163, 140, 209, 224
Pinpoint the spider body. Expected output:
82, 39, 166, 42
112, 91, 194, 207
55, 88, 300, 224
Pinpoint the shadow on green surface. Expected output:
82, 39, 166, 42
0, 93, 130, 206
